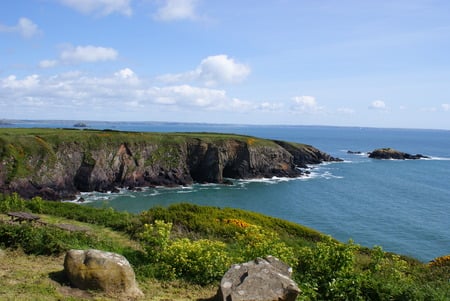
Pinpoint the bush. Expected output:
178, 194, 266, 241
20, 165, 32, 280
235, 224, 297, 267
162, 238, 232, 285
296, 237, 361, 300
0, 193, 25, 213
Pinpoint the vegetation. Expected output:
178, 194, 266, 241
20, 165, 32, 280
0, 193, 448, 300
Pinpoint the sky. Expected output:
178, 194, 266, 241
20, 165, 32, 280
1, 0, 450, 130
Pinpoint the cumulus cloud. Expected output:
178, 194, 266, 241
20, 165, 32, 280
291, 96, 323, 113
369, 100, 387, 110
0, 17, 40, 38
158, 54, 250, 86
1, 69, 265, 119
153, 0, 198, 21
2, 74, 40, 89
58, 0, 132, 16
60, 45, 118, 63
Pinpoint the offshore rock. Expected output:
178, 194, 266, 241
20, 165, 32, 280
0, 129, 341, 199
217, 256, 300, 301
369, 148, 429, 160
64, 249, 143, 298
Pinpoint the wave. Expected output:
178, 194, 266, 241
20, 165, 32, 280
425, 156, 450, 161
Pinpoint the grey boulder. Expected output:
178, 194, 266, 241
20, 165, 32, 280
217, 256, 300, 301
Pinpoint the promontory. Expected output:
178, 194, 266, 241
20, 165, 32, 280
0, 128, 341, 200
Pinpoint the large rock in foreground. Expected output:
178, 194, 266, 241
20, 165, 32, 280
369, 148, 429, 160
217, 256, 300, 301
64, 249, 143, 299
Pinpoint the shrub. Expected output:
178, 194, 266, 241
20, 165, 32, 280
0, 192, 25, 213
235, 224, 297, 267
139, 219, 232, 285
295, 236, 361, 300
139, 220, 172, 261
162, 238, 232, 285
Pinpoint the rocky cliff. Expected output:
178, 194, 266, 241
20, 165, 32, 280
0, 128, 341, 200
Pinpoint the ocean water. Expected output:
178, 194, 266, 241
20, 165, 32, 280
4, 121, 450, 261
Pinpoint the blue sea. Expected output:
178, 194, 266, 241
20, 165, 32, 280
4, 120, 450, 262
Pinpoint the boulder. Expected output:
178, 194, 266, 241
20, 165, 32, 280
64, 249, 143, 299
217, 256, 300, 301
369, 148, 429, 160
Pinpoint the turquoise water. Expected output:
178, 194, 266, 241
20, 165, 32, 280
4, 121, 450, 261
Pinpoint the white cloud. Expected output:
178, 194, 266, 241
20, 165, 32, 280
153, 0, 198, 21
1, 70, 260, 117
337, 107, 355, 114
369, 100, 386, 110
257, 101, 283, 112
158, 54, 250, 86
442, 104, 450, 111
60, 45, 118, 63
146, 85, 226, 108
2, 74, 40, 89
291, 96, 323, 113
58, 0, 132, 16
39, 60, 58, 68
0, 17, 40, 38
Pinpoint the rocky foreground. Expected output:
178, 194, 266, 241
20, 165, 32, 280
0, 128, 341, 200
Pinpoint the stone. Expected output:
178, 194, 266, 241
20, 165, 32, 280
368, 148, 429, 160
217, 256, 300, 301
64, 249, 143, 299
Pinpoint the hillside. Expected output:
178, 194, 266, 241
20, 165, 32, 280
0, 128, 340, 200
0, 195, 448, 300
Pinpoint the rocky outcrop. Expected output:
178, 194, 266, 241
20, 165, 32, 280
217, 256, 300, 301
369, 148, 429, 160
0, 129, 341, 199
64, 249, 143, 298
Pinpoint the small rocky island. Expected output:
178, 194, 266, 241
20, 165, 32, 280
368, 148, 429, 160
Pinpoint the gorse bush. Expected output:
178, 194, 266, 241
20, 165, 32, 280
235, 224, 297, 267
296, 236, 360, 300
139, 220, 232, 285
162, 238, 232, 284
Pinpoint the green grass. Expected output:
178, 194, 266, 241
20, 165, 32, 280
0, 194, 448, 300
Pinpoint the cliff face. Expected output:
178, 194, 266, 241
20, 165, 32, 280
0, 129, 341, 200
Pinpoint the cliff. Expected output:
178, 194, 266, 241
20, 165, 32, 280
0, 128, 341, 200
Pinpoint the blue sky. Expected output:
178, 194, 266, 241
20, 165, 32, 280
1, 0, 450, 129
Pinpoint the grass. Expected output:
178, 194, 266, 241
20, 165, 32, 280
0, 195, 448, 300
0, 249, 217, 301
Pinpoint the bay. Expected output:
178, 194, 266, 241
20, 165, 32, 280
4, 120, 450, 261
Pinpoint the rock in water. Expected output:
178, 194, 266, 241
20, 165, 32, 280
368, 148, 429, 160
217, 256, 300, 301
64, 249, 143, 298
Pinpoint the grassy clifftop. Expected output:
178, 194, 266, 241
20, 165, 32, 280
0, 128, 339, 200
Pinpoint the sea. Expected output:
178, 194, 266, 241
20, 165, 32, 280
3, 120, 450, 262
